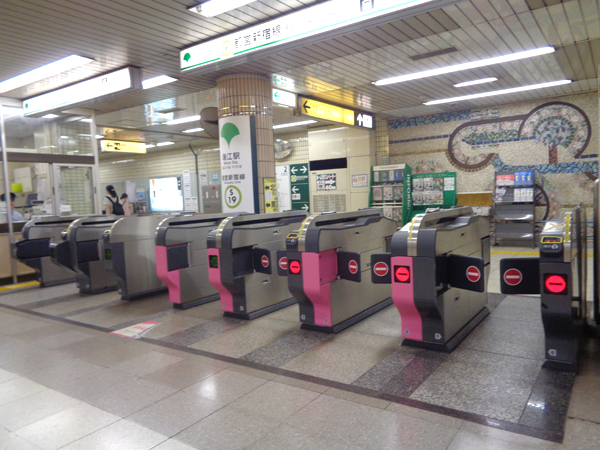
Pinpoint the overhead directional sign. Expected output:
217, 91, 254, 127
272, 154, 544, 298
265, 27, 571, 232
290, 163, 309, 212
298, 97, 375, 129
181, 0, 438, 72
101, 140, 147, 154
272, 89, 296, 107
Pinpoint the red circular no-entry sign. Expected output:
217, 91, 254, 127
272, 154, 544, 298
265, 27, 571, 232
289, 260, 301, 274
373, 262, 389, 277
545, 275, 567, 294
348, 260, 358, 274
261, 255, 269, 268
503, 268, 522, 286
466, 266, 481, 283
395, 266, 410, 283
279, 257, 288, 270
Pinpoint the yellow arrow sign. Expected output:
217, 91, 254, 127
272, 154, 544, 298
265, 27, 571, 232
299, 97, 355, 126
100, 140, 147, 154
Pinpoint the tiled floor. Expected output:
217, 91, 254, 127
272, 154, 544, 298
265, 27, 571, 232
0, 247, 599, 448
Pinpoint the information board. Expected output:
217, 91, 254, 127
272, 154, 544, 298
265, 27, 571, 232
290, 163, 310, 212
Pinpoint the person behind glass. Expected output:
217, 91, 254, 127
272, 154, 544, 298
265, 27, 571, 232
120, 193, 131, 216
1, 193, 24, 222
104, 185, 124, 215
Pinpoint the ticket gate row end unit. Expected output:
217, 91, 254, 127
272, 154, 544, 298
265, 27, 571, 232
500, 206, 587, 372
207, 211, 308, 320
103, 215, 175, 301
286, 209, 397, 333
15, 216, 84, 287
372, 207, 491, 352
155, 213, 242, 309
50, 216, 119, 295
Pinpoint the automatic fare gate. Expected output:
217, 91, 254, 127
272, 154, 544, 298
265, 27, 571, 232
372, 207, 490, 352
500, 206, 587, 371
286, 209, 397, 333
207, 211, 307, 319
155, 213, 244, 309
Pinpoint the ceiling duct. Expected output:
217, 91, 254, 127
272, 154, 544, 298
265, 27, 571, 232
409, 47, 458, 61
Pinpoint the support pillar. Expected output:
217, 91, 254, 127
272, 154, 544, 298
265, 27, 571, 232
217, 74, 274, 213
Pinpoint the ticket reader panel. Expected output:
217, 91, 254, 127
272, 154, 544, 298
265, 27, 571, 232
500, 207, 587, 371
207, 211, 307, 319
155, 213, 243, 309
16, 216, 87, 287
287, 209, 396, 333
373, 207, 490, 352
52, 216, 119, 295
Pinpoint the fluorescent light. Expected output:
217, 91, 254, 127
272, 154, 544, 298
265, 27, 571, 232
0, 55, 94, 93
95, 135, 104, 139
60, 135, 69, 139
273, 120, 317, 129
375, 46, 555, 86
79, 118, 92, 123
424, 80, 572, 105
165, 115, 200, 125
454, 77, 498, 88
42, 114, 60, 118
142, 75, 178, 89
183, 127, 204, 133
189, 0, 256, 17
145, 144, 155, 149
156, 141, 175, 146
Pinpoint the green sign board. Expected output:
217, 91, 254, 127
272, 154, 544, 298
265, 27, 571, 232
409, 172, 457, 220
290, 163, 310, 212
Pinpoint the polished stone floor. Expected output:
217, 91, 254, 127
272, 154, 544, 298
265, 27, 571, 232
0, 248, 599, 448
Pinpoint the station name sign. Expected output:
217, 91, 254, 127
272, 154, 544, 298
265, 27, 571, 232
100, 140, 147, 154
298, 97, 374, 129
180, 0, 437, 72
23, 67, 141, 117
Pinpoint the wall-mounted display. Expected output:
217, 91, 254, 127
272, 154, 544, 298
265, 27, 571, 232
149, 177, 183, 212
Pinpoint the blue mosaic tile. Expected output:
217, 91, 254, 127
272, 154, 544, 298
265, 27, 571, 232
492, 156, 598, 175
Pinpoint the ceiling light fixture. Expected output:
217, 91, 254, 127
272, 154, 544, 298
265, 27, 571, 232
0, 55, 94, 93
59, 135, 69, 139
273, 120, 317, 129
79, 118, 93, 123
454, 77, 498, 88
142, 75, 178, 89
42, 114, 60, 118
145, 144, 155, 149
165, 115, 200, 125
95, 135, 104, 139
183, 127, 204, 133
374, 46, 555, 86
189, 0, 256, 17
424, 80, 572, 105
156, 141, 175, 146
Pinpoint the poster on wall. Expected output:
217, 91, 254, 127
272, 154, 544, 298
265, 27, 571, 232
316, 173, 336, 191
263, 178, 278, 213
275, 165, 291, 211
218, 115, 259, 213
352, 174, 368, 188
125, 181, 136, 200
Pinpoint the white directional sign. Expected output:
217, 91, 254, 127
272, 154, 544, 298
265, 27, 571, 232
272, 89, 297, 108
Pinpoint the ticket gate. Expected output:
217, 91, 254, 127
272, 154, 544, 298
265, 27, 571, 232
50, 216, 119, 295
103, 215, 175, 300
155, 213, 244, 309
286, 209, 397, 333
500, 206, 587, 371
15, 216, 83, 287
372, 207, 490, 352
207, 211, 307, 319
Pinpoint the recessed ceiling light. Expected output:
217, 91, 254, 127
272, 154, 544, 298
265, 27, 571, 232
42, 114, 60, 118
59, 135, 69, 139
374, 47, 555, 86
165, 115, 200, 125
273, 120, 317, 129
0, 55, 94, 93
424, 80, 572, 105
95, 135, 104, 139
142, 75, 178, 89
145, 144, 155, 149
183, 127, 204, 133
79, 118, 93, 123
156, 141, 175, 146
454, 77, 498, 88
189, 0, 256, 17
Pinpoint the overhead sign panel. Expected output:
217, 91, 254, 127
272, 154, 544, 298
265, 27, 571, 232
23, 67, 141, 117
181, 0, 437, 72
298, 97, 375, 129
272, 89, 296, 108
101, 140, 147, 154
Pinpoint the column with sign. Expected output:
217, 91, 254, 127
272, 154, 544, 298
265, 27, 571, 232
219, 116, 259, 213
290, 163, 310, 212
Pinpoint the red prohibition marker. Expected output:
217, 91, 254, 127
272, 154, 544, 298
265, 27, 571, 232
279, 257, 288, 270
373, 262, 389, 277
289, 260, 301, 274
503, 268, 522, 286
395, 266, 410, 283
261, 255, 269, 268
466, 266, 481, 283
348, 260, 358, 274
545, 275, 566, 294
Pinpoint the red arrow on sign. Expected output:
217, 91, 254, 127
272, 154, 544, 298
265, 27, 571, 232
466, 266, 481, 282
373, 262, 389, 277
348, 260, 358, 274
261, 255, 269, 268
279, 257, 288, 270
503, 268, 522, 286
